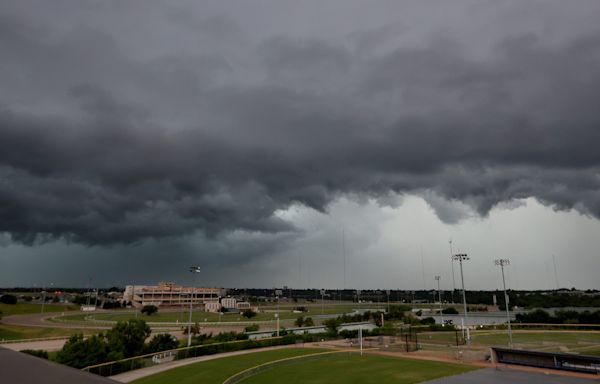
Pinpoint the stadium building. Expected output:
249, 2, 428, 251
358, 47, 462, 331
124, 282, 224, 309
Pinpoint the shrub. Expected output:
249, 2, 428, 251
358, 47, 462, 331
442, 307, 459, 314
145, 334, 180, 354
141, 305, 158, 316
21, 349, 49, 359
0, 294, 18, 304
244, 324, 260, 332
56, 334, 107, 369
242, 309, 257, 319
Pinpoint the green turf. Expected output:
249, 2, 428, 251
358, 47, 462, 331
234, 353, 476, 384
0, 303, 78, 316
416, 330, 600, 356
53, 304, 376, 324
131, 348, 326, 384
0, 324, 88, 340
471, 330, 600, 347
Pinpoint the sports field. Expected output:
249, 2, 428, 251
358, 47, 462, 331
417, 330, 600, 355
241, 353, 477, 384
131, 348, 477, 384
131, 348, 327, 384
0, 303, 78, 316
0, 323, 85, 341
52, 303, 384, 324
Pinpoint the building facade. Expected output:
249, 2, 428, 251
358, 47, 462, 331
124, 282, 224, 309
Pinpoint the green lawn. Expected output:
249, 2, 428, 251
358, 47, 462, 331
0, 324, 88, 341
242, 353, 477, 384
416, 330, 600, 356
471, 330, 600, 348
0, 303, 78, 316
53, 304, 374, 324
132, 348, 327, 384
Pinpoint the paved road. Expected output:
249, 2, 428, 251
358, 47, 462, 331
422, 368, 598, 384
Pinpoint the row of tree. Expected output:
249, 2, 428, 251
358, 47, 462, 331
515, 309, 600, 324
55, 319, 179, 369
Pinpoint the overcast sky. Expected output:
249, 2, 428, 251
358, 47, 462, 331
1, 1, 600, 290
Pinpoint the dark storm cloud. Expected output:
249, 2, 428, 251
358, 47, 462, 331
2, 1, 600, 245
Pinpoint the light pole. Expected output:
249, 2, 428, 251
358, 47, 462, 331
41, 290, 47, 314
452, 253, 470, 344
386, 290, 391, 313
494, 259, 513, 347
187, 266, 201, 347
449, 240, 456, 303
435, 276, 443, 326
321, 289, 325, 315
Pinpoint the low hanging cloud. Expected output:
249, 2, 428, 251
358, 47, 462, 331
1, 1, 600, 245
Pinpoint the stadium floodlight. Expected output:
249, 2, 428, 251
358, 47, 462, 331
435, 276, 443, 325
494, 259, 513, 347
187, 266, 201, 347
452, 253, 470, 343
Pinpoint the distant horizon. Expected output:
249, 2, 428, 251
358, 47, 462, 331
2, 286, 598, 292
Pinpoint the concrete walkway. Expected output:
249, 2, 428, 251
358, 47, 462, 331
109, 345, 302, 383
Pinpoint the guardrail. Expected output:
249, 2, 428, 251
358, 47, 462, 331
82, 336, 301, 377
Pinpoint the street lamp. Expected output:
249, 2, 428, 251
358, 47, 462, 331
452, 253, 470, 343
494, 259, 513, 347
40, 290, 47, 314
386, 290, 391, 313
435, 276, 443, 326
187, 266, 201, 347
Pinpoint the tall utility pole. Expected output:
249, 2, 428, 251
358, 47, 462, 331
449, 240, 456, 303
386, 290, 391, 313
342, 228, 346, 290
435, 276, 443, 325
494, 259, 513, 347
452, 253, 470, 344
187, 266, 201, 347
552, 255, 560, 290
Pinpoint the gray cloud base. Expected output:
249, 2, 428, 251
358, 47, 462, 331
1, 1, 600, 246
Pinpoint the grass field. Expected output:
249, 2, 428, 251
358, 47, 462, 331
0, 324, 87, 341
242, 353, 477, 384
417, 330, 600, 355
0, 303, 78, 316
131, 348, 477, 384
131, 348, 327, 384
52, 304, 377, 324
